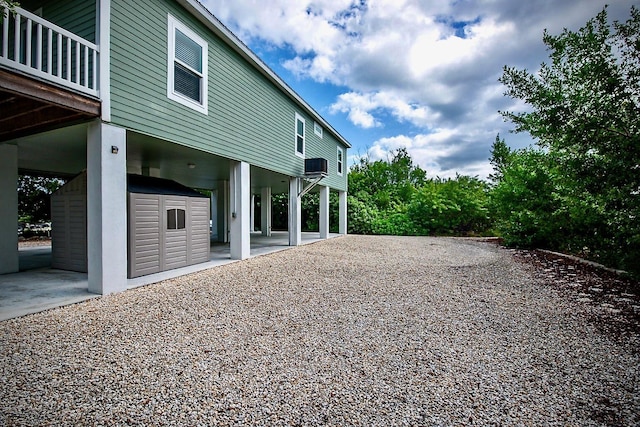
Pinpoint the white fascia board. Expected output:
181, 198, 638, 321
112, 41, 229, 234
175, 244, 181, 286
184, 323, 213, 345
177, 0, 351, 149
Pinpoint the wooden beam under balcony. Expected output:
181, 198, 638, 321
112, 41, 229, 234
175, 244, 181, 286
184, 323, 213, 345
0, 69, 100, 141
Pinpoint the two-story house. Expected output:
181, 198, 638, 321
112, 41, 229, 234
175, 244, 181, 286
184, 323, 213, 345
0, 0, 349, 294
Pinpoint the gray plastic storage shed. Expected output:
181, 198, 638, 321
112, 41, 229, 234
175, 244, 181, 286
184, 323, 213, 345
51, 172, 88, 272
127, 174, 210, 278
51, 173, 210, 278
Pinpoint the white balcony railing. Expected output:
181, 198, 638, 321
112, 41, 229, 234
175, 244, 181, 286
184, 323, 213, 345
0, 7, 99, 97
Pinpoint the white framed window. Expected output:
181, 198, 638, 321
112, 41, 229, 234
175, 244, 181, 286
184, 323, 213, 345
295, 113, 305, 157
337, 146, 344, 176
167, 14, 208, 114
314, 121, 323, 138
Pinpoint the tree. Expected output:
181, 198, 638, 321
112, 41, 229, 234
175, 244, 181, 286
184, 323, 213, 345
488, 134, 512, 184
349, 148, 427, 210
18, 175, 63, 224
500, 6, 639, 192
499, 6, 640, 274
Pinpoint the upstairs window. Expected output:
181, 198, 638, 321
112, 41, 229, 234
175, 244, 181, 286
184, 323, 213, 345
167, 15, 208, 114
167, 209, 186, 230
295, 113, 305, 157
314, 121, 323, 138
337, 147, 344, 176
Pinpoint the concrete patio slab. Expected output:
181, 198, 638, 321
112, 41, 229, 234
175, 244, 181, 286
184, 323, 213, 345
0, 267, 95, 321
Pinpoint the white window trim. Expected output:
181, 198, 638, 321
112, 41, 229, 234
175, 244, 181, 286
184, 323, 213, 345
167, 14, 208, 115
337, 146, 344, 176
295, 113, 305, 158
314, 121, 323, 138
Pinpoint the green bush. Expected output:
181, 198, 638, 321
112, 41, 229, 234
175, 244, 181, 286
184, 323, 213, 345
346, 149, 494, 237
489, 149, 561, 248
347, 195, 380, 235
408, 176, 490, 235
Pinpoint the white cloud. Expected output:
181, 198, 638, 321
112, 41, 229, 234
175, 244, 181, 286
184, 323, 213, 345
330, 91, 439, 128
349, 108, 380, 129
368, 130, 494, 179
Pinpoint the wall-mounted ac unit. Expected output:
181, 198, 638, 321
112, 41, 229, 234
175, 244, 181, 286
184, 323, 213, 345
304, 158, 328, 177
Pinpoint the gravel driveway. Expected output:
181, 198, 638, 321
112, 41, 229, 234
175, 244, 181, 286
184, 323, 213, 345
1, 235, 638, 426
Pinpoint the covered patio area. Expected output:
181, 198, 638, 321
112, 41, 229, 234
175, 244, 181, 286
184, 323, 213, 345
3, 122, 346, 294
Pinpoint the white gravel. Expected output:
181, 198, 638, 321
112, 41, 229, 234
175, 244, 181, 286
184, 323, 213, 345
1, 235, 638, 426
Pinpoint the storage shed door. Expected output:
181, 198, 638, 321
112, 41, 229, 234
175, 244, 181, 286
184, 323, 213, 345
188, 197, 211, 264
129, 193, 161, 278
163, 197, 188, 270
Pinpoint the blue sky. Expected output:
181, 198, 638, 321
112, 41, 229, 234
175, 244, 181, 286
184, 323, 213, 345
202, 0, 636, 179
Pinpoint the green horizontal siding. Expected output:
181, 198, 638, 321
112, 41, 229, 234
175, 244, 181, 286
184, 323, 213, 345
40, 0, 95, 43
110, 0, 347, 192
304, 122, 346, 190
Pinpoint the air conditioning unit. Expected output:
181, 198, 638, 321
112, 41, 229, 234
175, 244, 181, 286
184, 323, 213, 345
304, 158, 328, 177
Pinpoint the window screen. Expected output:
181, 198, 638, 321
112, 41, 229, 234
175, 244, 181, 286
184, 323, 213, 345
297, 135, 304, 154
295, 114, 305, 156
174, 63, 201, 102
175, 30, 202, 72
174, 30, 202, 102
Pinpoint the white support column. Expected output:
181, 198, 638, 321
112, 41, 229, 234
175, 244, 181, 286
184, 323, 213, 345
229, 161, 250, 260
87, 121, 127, 294
319, 185, 329, 239
210, 190, 218, 241
339, 190, 347, 235
221, 180, 229, 243
0, 144, 19, 274
250, 194, 255, 232
261, 186, 272, 237
289, 177, 301, 246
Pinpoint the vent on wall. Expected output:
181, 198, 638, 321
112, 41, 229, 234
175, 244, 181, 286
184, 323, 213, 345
304, 158, 328, 177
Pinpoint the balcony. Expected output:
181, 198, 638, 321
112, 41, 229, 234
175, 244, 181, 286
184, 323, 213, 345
1, 6, 99, 96
0, 6, 100, 141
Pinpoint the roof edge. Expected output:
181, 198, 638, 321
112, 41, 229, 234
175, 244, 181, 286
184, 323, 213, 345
176, 0, 351, 148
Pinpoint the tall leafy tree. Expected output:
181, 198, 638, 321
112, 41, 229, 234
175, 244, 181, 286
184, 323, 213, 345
499, 6, 640, 273
488, 134, 512, 184
349, 148, 427, 210
18, 176, 63, 224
